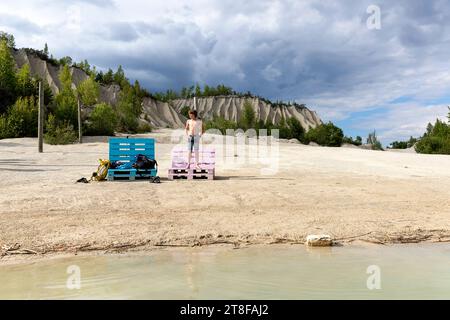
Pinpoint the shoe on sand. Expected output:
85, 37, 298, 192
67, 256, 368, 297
76, 177, 89, 184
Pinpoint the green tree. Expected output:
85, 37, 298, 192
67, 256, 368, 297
44, 114, 77, 145
1, 96, 38, 138
286, 117, 305, 142
181, 86, 194, 99
366, 130, 383, 150
0, 31, 15, 48
102, 68, 114, 85
204, 116, 238, 134
389, 140, 408, 149
305, 122, 344, 147
0, 114, 8, 138
86, 103, 117, 136
117, 82, 142, 132
195, 83, 202, 97
114, 65, 126, 87
77, 74, 99, 106
275, 117, 292, 139
43, 43, 49, 58
0, 39, 17, 113
426, 122, 433, 135
415, 119, 450, 154
180, 106, 190, 118
203, 84, 211, 96
241, 100, 255, 129
54, 65, 77, 126
343, 135, 363, 146
16, 63, 35, 98
59, 56, 73, 66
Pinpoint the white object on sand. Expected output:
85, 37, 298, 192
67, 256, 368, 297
305, 235, 333, 247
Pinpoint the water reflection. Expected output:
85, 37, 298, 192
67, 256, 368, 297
0, 244, 449, 300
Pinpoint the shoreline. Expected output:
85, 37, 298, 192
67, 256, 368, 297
2, 237, 450, 266
2, 232, 450, 265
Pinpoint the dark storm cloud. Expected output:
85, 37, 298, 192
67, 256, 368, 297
2, 0, 449, 141
104, 22, 139, 42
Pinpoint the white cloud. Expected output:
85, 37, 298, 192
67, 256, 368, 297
358, 103, 449, 142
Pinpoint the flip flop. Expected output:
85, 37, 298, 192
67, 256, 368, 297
76, 177, 89, 184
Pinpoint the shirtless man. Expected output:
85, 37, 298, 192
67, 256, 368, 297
185, 110, 205, 169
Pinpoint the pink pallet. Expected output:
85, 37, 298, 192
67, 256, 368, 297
170, 163, 216, 170
168, 168, 214, 180
169, 148, 216, 180
171, 148, 216, 165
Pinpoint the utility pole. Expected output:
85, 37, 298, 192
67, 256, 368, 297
77, 96, 82, 144
38, 81, 44, 153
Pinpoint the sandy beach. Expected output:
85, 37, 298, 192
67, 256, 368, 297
1, 129, 450, 262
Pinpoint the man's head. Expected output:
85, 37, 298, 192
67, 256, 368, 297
189, 110, 198, 120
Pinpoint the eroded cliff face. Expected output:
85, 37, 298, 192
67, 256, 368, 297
172, 97, 322, 130
12, 49, 322, 130
140, 98, 186, 128
13, 48, 117, 99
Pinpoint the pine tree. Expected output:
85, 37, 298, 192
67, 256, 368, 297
195, 83, 202, 97
0, 39, 17, 113
0, 31, 15, 48
114, 65, 126, 87
241, 100, 255, 130
43, 43, 49, 58
77, 74, 99, 106
16, 63, 35, 98
103, 69, 114, 85
54, 65, 77, 126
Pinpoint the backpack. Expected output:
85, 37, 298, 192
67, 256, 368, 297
110, 161, 123, 169
133, 154, 157, 170
91, 159, 110, 181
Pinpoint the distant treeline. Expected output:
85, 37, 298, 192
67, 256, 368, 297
151, 84, 307, 110
414, 115, 450, 154
386, 112, 450, 155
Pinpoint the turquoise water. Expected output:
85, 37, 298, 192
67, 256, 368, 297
0, 244, 449, 299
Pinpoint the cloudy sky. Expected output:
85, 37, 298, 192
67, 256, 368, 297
1, 0, 449, 143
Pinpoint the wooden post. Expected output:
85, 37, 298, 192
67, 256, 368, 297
77, 97, 82, 144
38, 81, 44, 153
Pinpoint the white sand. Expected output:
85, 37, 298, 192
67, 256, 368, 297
1, 129, 450, 260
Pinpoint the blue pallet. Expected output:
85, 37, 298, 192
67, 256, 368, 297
107, 169, 158, 181
107, 138, 158, 181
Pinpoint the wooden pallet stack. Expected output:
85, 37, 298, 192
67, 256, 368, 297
168, 148, 216, 180
107, 138, 158, 181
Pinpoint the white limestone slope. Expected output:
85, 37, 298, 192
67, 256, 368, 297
172, 96, 322, 130
11, 49, 322, 130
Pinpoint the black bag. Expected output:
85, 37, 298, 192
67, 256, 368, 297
110, 161, 123, 169
133, 154, 157, 170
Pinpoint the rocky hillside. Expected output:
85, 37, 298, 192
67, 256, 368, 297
11, 48, 322, 130
172, 97, 322, 131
